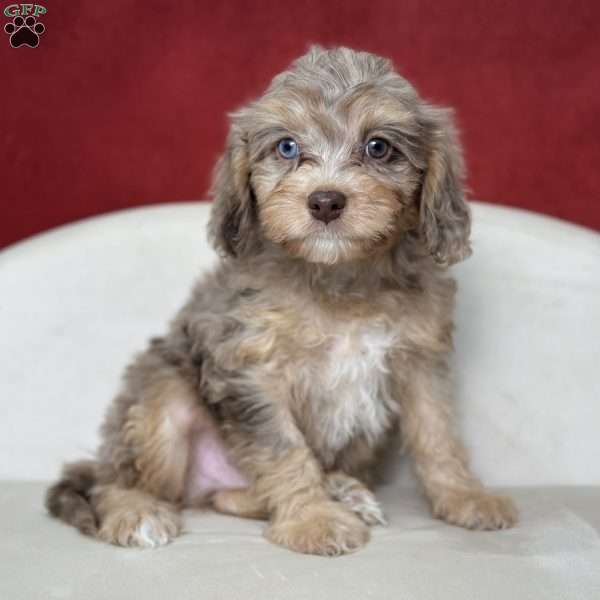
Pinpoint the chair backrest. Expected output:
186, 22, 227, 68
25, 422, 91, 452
1, 202, 598, 485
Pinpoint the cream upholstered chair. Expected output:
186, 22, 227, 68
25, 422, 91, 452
1, 202, 599, 599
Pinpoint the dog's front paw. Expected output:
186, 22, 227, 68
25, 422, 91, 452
265, 500, 370, 556
432, 489, 518, 531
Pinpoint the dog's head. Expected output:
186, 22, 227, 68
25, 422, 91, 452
208, 46, 471, 267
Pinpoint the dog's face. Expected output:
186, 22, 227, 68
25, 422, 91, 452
209, 47, 471, 267
247, 78, 424, 265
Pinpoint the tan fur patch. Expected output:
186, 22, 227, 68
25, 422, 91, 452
432, 489, 518, 530
265, 499, 370, 556
123, 377, 200, 502
212, 487, 268, 520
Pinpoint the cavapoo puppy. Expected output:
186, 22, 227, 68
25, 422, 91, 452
46, 46, 517, 555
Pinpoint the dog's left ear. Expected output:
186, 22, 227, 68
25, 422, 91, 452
207, 121, 258, 258
418, 105, 471, 266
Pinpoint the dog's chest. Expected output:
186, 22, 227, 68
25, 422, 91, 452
301, 321, 398, 456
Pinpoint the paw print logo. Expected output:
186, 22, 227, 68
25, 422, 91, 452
4, 15, 45, 48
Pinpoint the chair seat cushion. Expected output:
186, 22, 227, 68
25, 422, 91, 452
2, 482, 599, 599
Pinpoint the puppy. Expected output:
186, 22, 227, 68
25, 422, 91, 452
46, 46, 517, 555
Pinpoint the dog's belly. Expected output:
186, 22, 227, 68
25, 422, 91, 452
183, 411, 247, 505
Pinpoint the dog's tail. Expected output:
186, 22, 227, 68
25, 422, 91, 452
45, 460, 99, 536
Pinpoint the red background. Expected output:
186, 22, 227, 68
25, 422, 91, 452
1, 0, 599, 248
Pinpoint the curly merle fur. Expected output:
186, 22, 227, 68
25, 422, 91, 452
46, 46, 516, 555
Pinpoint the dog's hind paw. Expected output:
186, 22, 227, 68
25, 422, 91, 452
96, 490, 181, 548
326, 472, 387, 526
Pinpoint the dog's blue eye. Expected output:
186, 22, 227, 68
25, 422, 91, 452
366, 138, 391, 160
277, 138, 299, 159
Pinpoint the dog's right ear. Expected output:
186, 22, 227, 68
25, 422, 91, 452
207, 121, 257, 258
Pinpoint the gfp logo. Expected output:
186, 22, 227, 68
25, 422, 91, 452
4, 4, 46, 48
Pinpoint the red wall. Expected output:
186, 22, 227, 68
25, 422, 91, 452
1, 0, 599, 248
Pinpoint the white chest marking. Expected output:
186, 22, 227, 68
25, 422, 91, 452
310, 323, 398, 453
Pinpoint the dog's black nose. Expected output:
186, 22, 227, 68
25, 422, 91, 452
307, 190, 347, 224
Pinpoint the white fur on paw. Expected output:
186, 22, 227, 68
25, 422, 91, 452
326, 475, 387, 526
343, 489, 387, 526
131, 517, 172, 548
99, 505, 181, 548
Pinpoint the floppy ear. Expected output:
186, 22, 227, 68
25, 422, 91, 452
418, 105, 471, 266
207, 121, 258, 258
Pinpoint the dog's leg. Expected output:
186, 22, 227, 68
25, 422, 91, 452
94, 485, 181, 548
217, 403, 369, 555
396, 357, 518, 530
213, 472, 386, 526
257, 448, 369, 555
212, 487, 268, 520
93, 369, 203, 547
119, 375, 199, 502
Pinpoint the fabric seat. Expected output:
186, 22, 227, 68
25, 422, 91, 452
1, 202, 598, 599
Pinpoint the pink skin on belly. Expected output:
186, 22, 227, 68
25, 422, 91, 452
183, 413, 248, 505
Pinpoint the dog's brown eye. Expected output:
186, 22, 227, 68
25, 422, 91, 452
365, 138, 391, 160
277, 138, 299, 160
